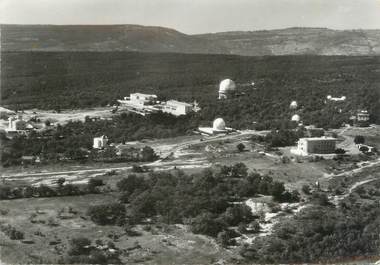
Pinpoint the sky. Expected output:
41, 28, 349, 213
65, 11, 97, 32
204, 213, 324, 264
1, 0, 380, 34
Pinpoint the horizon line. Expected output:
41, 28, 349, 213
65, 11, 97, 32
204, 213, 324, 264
1, 23, 380, 35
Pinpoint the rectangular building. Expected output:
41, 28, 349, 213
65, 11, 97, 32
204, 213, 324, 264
162, 100, 193, 116
293, 137, 337, 156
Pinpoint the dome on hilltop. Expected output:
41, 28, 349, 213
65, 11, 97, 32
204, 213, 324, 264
290, 101, 298, 109
219, 79, 236, 93
213, 118, 226, 131
291, 114, 301, 122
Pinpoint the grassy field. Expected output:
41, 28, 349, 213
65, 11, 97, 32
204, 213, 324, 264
0, 193, 232, 264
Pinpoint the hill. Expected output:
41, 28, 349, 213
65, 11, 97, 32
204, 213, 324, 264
2, 51, 380, 128
2, 24, 380, 55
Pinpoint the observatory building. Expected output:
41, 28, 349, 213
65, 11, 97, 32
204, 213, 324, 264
118, 93, 160, 115
353, 110, 370, 127
162, 100, 194, 116
219, 79, 236, 99
291, 114, 301, 123
93, 135, 108, 149
198, 118, 234, 135
327, 95, 346, 102
291, 137, 337, 156
290, 101, 298, 110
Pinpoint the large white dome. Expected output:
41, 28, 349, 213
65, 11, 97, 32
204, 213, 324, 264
219, 79, 236, 93
213, 118, 226, 131
291, 114, 301, 122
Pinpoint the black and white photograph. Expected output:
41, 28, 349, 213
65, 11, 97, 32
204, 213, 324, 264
1, 0, 380, 264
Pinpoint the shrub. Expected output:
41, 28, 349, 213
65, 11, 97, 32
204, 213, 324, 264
88, 178, 104, 193
0, 224, 24, 240
68, 237, 92, 256
237, 143, 246, 152
354, 135, 365, 145
190, 212, 226, 237
87, 203, 126, 225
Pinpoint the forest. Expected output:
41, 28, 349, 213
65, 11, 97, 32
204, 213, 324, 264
2, 52, 380, 129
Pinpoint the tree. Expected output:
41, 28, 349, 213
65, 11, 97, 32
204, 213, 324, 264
237, 143, 246, 152
222, 205, 254, 226
231, 163, 248, 178
87, 203, 126, 225
57, 177, 66, 187
354, 135, 365, 145
217, 231, 230, 247
88, 178, 104, 193
359, 146, 369, 153
141, 146, 158, 161
335, 148, 346, 154
116, 175, 147, 194
190, 212, 226, 237
270, 181, 286, 201
68, 237, 92, 256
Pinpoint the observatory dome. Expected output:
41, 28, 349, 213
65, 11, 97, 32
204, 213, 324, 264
213, 118, 226, 131
291, 114, 301, 122
290, 101, 298, 109
327, 95, 332, 100
219, 79, 236, 93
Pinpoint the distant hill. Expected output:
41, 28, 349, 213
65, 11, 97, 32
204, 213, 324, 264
2, 24, 380, 55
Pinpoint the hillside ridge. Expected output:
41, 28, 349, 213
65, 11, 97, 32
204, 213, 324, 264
2, 24, 380, 55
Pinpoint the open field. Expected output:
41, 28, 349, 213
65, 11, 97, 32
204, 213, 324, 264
0, 194, 233, 265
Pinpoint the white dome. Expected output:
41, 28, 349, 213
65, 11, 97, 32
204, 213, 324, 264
213, 118, 226, 131
327, 95, 332, 99
291, 114, 300, 122
290, 101, 298, 109
219, 79, 236, 93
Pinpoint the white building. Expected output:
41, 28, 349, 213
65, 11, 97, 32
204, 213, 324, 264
93, 135, 108, 149
291, 137, 337, 156
162, 100, 193, 116
118, 93, 158, 107
290, 101, 298, 109
327, 95, 346, 102
7, 115, 27, 131
219, 79, 236, 99
291, 114, 301, 122
198, 118, 234, 135
118, 93, 159, 115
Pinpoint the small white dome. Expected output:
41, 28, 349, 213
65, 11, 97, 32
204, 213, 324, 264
290, 101, 298, 109
327, 95, 332, 99
341, 96, 346, 100
219, 79, 236, 93
213, 118, 226, 131
291, 114, 300, 122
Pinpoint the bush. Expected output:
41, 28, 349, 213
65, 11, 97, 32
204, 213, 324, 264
302, 184, 311, 195
87, 203, 126, 225
190, 212, 226, 237
222, 205, 254, 226
0, 224, 24, 240
88, 178, 104, 193
68, 237, 92, 256
237, 143, 246, 152
116, 175, 147, 194
354, 135, 365, 145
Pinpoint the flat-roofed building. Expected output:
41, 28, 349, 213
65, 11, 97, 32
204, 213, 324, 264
93, 135, 108, 149
162, 100, 193, 116
129, 93, 157, 106
354, 110, 370, 127
7, 115, 27, 131
291, 137, 337, 156
117, 93, 159, 116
